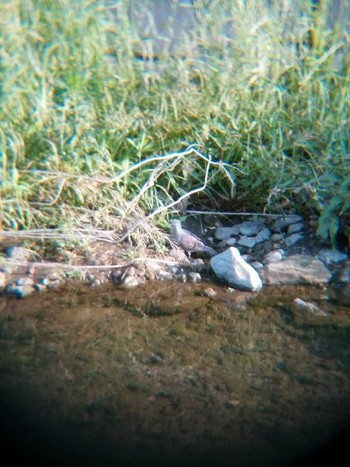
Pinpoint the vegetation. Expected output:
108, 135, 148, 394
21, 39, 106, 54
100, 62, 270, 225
1, 0, 349, 247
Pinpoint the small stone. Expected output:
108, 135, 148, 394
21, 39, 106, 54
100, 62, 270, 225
90, 279, 101, 288
284, 233, 303, 248
237, 221, 263, 236
270, 233, 285, 242
188, 272, 201, 283
158, 270, 173, 281
0, 271, 6, 293
177, 274, 187, 283
331, 283, 350, 306
271, 215, 303, 233
317, 249, 349, 265
287, 222, 304, 234
251, 261, 264, 270
16, 277, 34, 287
225, 399, 240, 408
15, 285, 35, 299
119, 276, 139, 289
331, 266, 350, 284
48, 273, 60, 281
47, 280, 61, 290
292, 298, 329, 317
201, 287, 217, 298
149, 353, 163, 364
5, 246, 31, 261
263, 250, 284, 264
226, 237, 237, 246
34, 283, 47, 292
215, 226, 239, 241
254, 227, 272, 244
237, 236, 256, 248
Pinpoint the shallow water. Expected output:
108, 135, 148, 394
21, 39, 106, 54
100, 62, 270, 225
0, 281, 350, 467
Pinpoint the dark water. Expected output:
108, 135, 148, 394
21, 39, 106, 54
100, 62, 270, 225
0, 281, 350, 467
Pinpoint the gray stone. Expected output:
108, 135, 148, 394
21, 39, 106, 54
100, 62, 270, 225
270, 233, 285, 242
271, 215, 303, 233
254, 227, 272, 244
226, 237, 237, 246
237, 236, 256, 248
317, 248, 349, 265
263, 250, 284, 264
284, 233, 303, 247
237, 221, 263, 236
263, 255, 331, 285
287, 222, 304, 234
214, 226, 239, 241
210, 247, 262, 291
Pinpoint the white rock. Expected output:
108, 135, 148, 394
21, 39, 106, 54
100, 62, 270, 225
210, 247, 262, 291
263, 255, 331, 285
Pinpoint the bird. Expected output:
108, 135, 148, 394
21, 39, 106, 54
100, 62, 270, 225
170, 220, 216, 258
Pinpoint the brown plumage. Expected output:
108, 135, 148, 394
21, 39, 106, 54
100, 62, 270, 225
170, 220, 216, 258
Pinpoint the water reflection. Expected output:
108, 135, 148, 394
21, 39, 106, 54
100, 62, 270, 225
0, 281, 349, 466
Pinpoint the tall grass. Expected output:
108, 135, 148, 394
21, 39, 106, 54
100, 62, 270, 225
0, 0, 349, 244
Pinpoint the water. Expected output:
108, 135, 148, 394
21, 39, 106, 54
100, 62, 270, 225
0, 281, 350, 467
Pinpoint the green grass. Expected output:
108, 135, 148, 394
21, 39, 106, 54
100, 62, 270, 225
0, 0, 349, 245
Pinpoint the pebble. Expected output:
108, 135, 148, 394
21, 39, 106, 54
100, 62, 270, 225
317, 249, 349, 265
188, 272, 201, 283
237, 221, 263, 236
201, 287, 217, 298
287, 222, 304, 234
292, 298, 329, 317
15, 285, 35, 299
158, 270, 173, 281
263, 250, 284, 264
271, 215, 303, 233
119, 276, 139, 289
16, 277, 34, 287
284, 233, 303, 247
254, 227, 272, 244
0, 271, 6, 293
215, 226, 239, 240
237, 236, 256, 248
